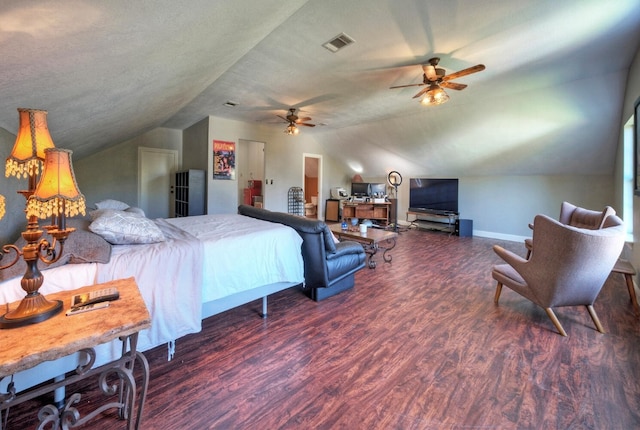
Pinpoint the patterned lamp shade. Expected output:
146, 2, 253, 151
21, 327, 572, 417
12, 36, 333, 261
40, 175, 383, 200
0, 194, 5, 220
26, 148, 86, 220
5, 108, 56, 179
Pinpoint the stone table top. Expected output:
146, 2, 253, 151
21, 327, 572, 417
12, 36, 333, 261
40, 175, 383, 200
0, 277, 151, 377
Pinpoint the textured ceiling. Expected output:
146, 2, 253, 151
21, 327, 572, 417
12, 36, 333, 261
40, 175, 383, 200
1, 0, 639, 178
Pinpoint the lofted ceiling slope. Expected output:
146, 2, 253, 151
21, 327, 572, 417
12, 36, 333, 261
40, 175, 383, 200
1, 0, 639, 178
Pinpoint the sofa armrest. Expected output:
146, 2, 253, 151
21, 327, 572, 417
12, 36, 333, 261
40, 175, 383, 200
328, 241, 364, 260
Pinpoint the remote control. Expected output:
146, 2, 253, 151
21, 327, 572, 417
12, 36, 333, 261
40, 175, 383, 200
66, 302, 110, 316
71, 287, 119, 309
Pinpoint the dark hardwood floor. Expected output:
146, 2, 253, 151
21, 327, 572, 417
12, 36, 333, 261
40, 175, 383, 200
4, 227, 640, 429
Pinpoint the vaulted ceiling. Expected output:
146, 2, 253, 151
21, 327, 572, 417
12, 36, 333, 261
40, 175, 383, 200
1, 0, 639, 178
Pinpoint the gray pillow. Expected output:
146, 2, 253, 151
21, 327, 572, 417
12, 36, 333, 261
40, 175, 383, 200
0, 218, 112, 282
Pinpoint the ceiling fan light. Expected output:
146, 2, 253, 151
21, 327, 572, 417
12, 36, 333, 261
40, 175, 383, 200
421, 85, 449, 106
285, 123, 299, 135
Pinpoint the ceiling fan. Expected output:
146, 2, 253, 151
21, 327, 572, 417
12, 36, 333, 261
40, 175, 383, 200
390, 57, 485, 105
277, 108, 315, 135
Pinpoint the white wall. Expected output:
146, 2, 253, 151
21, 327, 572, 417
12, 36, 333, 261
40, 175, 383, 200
459, 175, 613, 240
199, 116, 344, 215
1, 101, 623, 245
0, 127, 26, 243
363, 173, 613, 241
74, 127, 182, 210
236, 139, 265, 206
182, 118, 208, 171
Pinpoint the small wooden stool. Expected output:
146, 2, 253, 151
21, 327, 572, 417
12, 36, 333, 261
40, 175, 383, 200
612, 259, 639, 312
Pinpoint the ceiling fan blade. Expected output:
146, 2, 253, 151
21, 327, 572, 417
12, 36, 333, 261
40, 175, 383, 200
390, 83, 425, 89
440, 81, 467, 91
442, 64, 486, 82
296, 117, 312, 122
422, 64, 437, 81
277, 115, 288, 122
412, 86, 429, 99
299, 123, 315, 127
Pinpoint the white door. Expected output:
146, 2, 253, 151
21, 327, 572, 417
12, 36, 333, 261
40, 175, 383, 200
138, 147, 179, 219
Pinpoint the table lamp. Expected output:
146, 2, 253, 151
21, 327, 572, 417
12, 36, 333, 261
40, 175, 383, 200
0, 109, 85, 328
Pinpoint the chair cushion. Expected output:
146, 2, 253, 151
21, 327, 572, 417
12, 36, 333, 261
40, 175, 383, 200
492, 263, 525, 287
567, 205, 614, 230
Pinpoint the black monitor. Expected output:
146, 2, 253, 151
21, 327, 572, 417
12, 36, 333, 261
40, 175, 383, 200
369, 183, 386, 197
351, 182, 371, 197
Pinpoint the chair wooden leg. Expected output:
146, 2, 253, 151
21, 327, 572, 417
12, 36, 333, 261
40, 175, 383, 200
623, 274, 639, 312
544, 308, 567, 336
494, 282, 503, 303
586, 305, 605, 334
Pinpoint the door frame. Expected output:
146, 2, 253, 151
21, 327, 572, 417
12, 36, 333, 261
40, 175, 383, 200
302, 153, 323, 219
237, 139, 266, 207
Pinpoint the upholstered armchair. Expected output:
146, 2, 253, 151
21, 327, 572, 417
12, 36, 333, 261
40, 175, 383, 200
493, 213, 625, 336
523, 202, 637, 310
524, 201, 616, 259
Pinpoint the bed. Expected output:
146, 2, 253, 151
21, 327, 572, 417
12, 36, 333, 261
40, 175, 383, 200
0, 208, 304, 394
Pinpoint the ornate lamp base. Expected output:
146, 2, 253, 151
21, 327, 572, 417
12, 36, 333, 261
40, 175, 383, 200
0, 294, 63, 329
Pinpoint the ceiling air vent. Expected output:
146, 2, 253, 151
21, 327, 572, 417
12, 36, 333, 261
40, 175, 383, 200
322, 33, 355, 53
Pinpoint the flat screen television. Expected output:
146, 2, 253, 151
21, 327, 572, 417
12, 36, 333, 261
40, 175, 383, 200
409, 178, 459, 214
351, 182, 371, 197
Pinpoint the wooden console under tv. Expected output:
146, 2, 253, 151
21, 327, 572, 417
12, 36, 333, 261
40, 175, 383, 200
342, 201, 391, 225
406, 210, 458, 234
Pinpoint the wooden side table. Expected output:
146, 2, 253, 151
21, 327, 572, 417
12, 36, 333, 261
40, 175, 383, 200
0, 277, 151, 429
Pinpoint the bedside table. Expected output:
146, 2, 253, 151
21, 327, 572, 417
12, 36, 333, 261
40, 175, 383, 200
0, 277, 151, 429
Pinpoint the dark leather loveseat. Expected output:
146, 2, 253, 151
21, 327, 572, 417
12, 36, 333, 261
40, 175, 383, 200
238, 204, 366, 301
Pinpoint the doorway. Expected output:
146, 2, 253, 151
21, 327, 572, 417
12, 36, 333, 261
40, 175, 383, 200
237, 139, 265, 207
303, 153, 322, 219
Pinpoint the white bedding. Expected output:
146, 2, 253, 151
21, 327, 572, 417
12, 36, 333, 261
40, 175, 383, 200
0, 213, 304, 384
165, 214, 305, 302
94, 218, 204, 354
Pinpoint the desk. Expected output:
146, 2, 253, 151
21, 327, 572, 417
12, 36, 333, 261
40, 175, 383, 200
0, 277, 151, 429
342, 201, 391, 226
331, 225, 398, 269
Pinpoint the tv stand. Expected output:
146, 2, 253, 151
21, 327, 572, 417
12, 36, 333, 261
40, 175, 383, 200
407, 210, 458, 234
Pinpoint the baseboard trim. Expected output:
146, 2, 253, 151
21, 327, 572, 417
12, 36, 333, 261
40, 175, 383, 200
472, 230, 529, 243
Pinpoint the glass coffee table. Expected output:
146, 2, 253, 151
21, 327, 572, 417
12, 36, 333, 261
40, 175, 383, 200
330, 225, 398, 269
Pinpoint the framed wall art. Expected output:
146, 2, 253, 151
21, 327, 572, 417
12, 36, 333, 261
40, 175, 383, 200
213, 140, 236, 180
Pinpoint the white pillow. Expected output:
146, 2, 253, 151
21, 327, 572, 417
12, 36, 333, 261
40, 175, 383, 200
94, 199, 130, 211
90, 206, 145, 220
89, 210, 165, 245
125, 206, 146, 217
